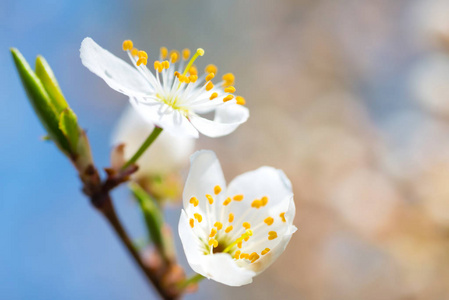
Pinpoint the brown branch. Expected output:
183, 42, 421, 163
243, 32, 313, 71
81, 164, 182, 300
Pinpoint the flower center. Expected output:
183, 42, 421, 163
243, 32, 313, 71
188, 185, 287, 264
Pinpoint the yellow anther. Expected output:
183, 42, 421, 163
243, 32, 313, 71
280, 212, 286, 222
170, 51, 179, 63
205, 73, 215, 82
196, 48, 205, 56
163, 60, 170, 69
250, 253, 260, 263
210, 92, 218, 100
240, 253, 249, 259
122, 40, 133, 51
251, 199, 262, 208
189, 197, 199, 207
225, 225, 233, 233
131, 48, 139, 56
261, 196, 269, 206
189, 218, 194, 228
237, 241, 243, 248
234, 250, 241, 259
182, 48, 191, 60
160, 47, 168, 59
206, 194, 214, 205
138, 50, 148, 59
189, 75, 198, 82
174, 71, 180, 78
209, 239, 218, 248
205, 81, 214, 91
268, 231, 278, 240
224, 86, 236, 93
223, 197, 231, 206
214, 222, 223, 230
233, 195, 244, 201
154, 61, 162, 70
261, 248, 270, 255
136, 58, 147, 66
214, 185, 222, 195
236, 96, 246, 105
205, 64, 217, 74
245, 229, 253, 237
210, 228, 217, 237
194, 213, 202, 223
223, 95, 234, 102
189, 66, 198, 76
242, 222, 251, 230
228, 213, 234, 223
264, 217, 274, 226
222, 73, 235, 83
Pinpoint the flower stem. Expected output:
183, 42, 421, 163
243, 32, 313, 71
178, 273, 204, 290
121, 126, 163, 170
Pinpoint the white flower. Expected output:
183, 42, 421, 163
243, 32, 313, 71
112, 105, 195, 178
80, 38, 249, 138
178, 150, 297, 286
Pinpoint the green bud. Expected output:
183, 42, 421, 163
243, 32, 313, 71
35, 55, 68, 114
10, 48, 71, 154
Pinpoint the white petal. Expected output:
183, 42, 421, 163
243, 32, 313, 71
111, 105, 195, 177
182, 150, 227, 211
130, 97, 199, 138
178, 210, 256, 286
248, 197, 297, 274
189, 103, 249, 137
80, 37, 152, 97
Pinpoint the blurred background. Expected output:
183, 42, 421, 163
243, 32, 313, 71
2, 0, 449, 299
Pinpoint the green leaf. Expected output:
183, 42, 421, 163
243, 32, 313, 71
10, 48, 71, 154
35, 56, 68, 114
59, 108, 79, 151
129, 182, 165, 253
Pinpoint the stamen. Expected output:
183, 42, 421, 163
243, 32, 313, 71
210, 92, 218, 100
189, 197, 199, 207
182, 48, 191, 60
223, 95, 234, 102
250, 253, 260, 263
264, 217, 274, 226
240, 253, 249, 260
210, 228, 217, 237
160, 47, 168, 59
138, 50, 148, 59
190, 218, 194, 228
205, 73, 215, 82
206, 194, 214, 205
137, 58, 147, 66
261, 196, 269, 206
189, 75, 198, 82
122, 40, 133, 51
169, 50, 180, 63
280, 212, 286, 222
214, 222, 223, 230
251, 199, 262, 208
268, 231, 278, 240
205, 82, 214, 91
209, 239, 218, 248
261, 248, 270, 255
222, 73, 235, 84
163, 60, 170, 69
214, 185, 222, 195
225, 225, 233, 233
243, 222, 251, 230
194, 213, 203, 223
224, 86, 236, 93
228, 213, 234, 222
154, 61, 163, 72
233, 195, 244, 201
236, 96, 246, 105
223, 197, 231, 206
205, 64, 217, 74
131, 48, 139, 56
189, 66, 198, 76
234, 250, 241, 259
